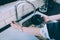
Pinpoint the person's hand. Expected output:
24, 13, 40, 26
42, 15, 50, 23
39, 13, 50, 23
10, 21, 23, 31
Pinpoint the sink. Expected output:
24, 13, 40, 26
19, 11, 45, 27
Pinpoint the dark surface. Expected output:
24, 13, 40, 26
0, 0, 17, 5
31, 14, 44, 25
46, 2, 60, 16
22, 14, 44, 27
47, 21, 60, 40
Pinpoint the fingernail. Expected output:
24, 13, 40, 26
12, 21, 15, 24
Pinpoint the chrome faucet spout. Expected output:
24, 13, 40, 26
15, 0, 36, 22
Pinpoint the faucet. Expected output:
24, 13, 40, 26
15, 0, 36, 22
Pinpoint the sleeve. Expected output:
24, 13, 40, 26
39, 24, 50, 39
47, 21, 60, 40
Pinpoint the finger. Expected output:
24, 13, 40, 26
11, 21, 17, 24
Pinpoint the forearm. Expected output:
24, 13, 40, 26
22, 27, 46, 40
22, 27, 41, 36
11, 21, 42, 36
49, 14, 60, 21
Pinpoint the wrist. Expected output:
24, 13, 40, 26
48, 16, 53, 21
19, 26, 23, 32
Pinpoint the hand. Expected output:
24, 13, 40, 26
42, 15, 50, 23
39, 13, 50, 23
11, 21, 23, 31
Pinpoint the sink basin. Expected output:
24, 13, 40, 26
19, 11, 45, 27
